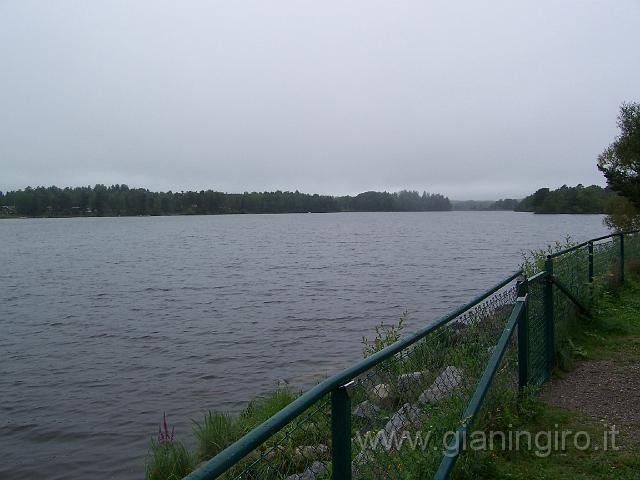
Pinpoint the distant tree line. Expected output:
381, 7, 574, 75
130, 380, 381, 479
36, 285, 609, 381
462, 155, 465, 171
339, 190, 451, 212
451, 200, 495, 211
515, 184, 616, 214
490, 198, 520, 210
0, 185, 452, 217
451, 199, 519, 211
451, 186, 616, 214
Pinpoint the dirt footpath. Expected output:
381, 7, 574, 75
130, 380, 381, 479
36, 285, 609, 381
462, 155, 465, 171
540, 359, 640, 441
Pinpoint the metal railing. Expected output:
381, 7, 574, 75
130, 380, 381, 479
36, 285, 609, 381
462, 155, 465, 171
184, 230, 640, 480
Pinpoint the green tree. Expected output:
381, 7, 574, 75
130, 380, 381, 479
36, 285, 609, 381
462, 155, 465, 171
598, 102, 640, 208
604, 195, 640, 231
515, 185, 614, 214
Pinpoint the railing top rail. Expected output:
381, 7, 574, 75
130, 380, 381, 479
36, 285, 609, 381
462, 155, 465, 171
527, 270, 548, 283
185, 269, 523, 480
547, 241, 590, 259
547, 230, 640, 259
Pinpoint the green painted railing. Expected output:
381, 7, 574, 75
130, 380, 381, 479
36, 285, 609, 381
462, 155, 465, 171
184, 230, 640, 480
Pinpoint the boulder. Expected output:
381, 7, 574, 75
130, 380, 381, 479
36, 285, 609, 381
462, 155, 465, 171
264, 445, 284, 460
285, 461, 326, 480
377, 403, 421, 452
351, 450, 373, 476
418, 366, 463, 404
369, 383, 394, 408
275, 378, 290, 389
352, 400, 380, 423
396, 371, 430, 394
384, 403, 421, 434
294, 444, 329, 459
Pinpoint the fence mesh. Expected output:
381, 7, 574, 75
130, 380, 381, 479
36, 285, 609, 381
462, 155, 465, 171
593, 237, 621, 293
526, 275, 547, 387
217, 284, 520, 480
627, 232, 640, 271
551, 245, 590, 362
222, 396, 332, 480
462, 330, 519, 477
349, 285, 518, 479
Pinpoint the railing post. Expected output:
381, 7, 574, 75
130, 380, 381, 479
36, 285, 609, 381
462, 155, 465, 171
588, 241, 594, 303
588, 241, 594, 284
543, 256, 555, 374
619, 233, 625, 284
517, 277, 529, 390
331, 382, 353, 480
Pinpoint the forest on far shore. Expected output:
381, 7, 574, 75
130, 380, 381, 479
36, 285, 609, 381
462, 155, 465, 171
515, 184, 617, 214
0, 183, 618, 218
0, 185, 452, 217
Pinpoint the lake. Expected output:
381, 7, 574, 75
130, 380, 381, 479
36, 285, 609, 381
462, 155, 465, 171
0, 211, 608, 479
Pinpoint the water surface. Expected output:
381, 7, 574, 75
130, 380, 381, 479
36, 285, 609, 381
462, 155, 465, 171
0, 212, 608, 479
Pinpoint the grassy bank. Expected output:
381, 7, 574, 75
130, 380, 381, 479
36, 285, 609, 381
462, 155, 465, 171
144, 389, 299, 480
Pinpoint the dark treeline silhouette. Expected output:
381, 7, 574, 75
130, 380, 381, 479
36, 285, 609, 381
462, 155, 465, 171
340, 190, 451, 212
451, 199, 519, 211
490, 198, 520, 210
0, 185, 452, 217
515, 184, 617, 214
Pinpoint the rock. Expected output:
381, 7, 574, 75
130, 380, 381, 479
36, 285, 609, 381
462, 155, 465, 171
418, 366, 463, 404
377, 403, 422, 452
397, 371, 430, 394
448, 320, 468, 344
369, 383, 394, 407
294, 444, 329, 458
264, 445, 285, 460
352, 400, 380, 422
351, 450, 373, 476
285, 461, 326, 480
275, 378, 290, 389
384, 403, 421, 434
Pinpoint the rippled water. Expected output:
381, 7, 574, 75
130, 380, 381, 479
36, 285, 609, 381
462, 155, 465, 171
0, 212, 608, 479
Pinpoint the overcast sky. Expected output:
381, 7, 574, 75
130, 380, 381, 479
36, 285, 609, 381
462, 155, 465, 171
1, 1, 639, 199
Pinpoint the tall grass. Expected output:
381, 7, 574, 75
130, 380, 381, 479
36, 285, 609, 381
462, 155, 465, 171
145, 414, 194, 480
145, 440, 194, 480
145, 388, 299, 478
193, 412, 242, 461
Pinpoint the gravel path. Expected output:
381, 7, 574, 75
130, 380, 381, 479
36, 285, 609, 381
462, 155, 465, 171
540, 359, 640, 440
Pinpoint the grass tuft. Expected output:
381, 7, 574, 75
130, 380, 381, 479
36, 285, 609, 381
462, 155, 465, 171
144, 439, 194, 480
193, 411, 243, 461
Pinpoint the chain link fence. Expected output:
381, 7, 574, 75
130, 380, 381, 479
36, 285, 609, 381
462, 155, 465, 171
349, 286, 517, 479
222, 395, 332, 480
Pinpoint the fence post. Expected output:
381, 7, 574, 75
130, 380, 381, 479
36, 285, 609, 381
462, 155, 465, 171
620, 233, 625, 284
517, 277, 529, 390
588, 241, 594, 283
588, 241, 594, 303
543, 256, 555, 374
331, 382, 353, 480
